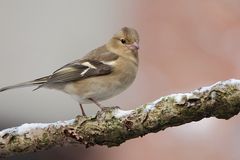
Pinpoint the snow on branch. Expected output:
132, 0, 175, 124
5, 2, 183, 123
1, 79, 240, 158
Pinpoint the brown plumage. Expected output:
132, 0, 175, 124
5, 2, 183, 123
0, 27, 140, 116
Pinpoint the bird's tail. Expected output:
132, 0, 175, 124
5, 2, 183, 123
0, 76, 49, 92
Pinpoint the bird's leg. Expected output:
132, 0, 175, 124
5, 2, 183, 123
88, 98, 105, 109
79, 103, 86, 116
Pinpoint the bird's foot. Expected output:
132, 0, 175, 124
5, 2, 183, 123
101, 106, 120, 111
95, 106, 121, 119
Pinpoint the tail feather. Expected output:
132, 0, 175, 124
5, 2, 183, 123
0, 76, 49, 92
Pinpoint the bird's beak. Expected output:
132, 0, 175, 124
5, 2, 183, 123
127, 42, 139, 50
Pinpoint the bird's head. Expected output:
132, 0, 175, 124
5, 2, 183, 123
107, 27, 140, 58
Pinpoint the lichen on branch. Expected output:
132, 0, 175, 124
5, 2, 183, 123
1, 79, 240, 158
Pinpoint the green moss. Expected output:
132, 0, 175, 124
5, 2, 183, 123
41, 133, 50, 145
9, 136, 18, 145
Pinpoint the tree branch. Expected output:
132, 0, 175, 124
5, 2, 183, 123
1, 79, 240, 158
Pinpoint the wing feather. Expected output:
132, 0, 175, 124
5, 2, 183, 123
46, 59, 113, 84
43, 47, 119, 86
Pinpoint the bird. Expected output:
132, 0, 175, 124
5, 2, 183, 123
0, 27, 140, 116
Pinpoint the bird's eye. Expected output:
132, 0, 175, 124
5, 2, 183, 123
120, 39, 126, 44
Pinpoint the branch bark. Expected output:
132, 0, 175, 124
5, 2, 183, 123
1, 79, 240, 158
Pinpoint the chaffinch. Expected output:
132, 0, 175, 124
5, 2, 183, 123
0, 27, 140, 116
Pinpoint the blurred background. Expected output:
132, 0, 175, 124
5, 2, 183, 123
0, 0, 240, 159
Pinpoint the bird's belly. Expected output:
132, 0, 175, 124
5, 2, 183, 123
63, 72, 136, 103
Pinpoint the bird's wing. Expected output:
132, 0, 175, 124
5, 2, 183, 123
47, 60, 110, 84
46, 51, 119, 84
